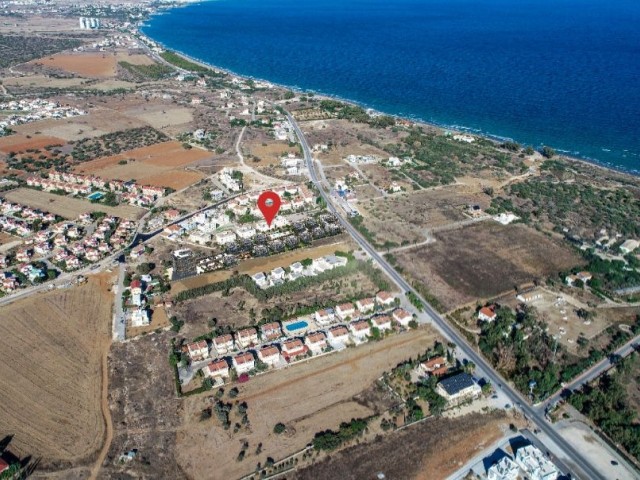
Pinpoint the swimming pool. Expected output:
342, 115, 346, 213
87, 192, 104, 200
284, 320, 309, 333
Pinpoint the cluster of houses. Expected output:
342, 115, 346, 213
251, 254, 349, 288
0, 198, 57, 237
0, 99, 85, 134
486, 444, 559, 480
218, 168, 243, 192
128, 277, 152, 327
273, 119, 295, 142
225, 184, 315, 219
50, 215, 136, 270
346, 154, 379, 164
182, 291, 409, 385
26, 172, 165, 207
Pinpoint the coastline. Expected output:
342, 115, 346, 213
137, 18, 639, 181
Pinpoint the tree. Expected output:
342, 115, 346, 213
273, 422, 286, 434
540, 146, 556, 158
229, 387, 239, 398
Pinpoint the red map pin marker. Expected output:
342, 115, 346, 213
257, 190, 282, 227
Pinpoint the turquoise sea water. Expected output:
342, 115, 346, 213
143, 0, 640, 173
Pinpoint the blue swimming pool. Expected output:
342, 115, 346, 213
87, 192, 104, 200
285, 320, 309, 333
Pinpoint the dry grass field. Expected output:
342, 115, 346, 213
3, 188, 145, 220
175, 327, 440, 480
31, 52, 119, 77
124, 105, 194, 130
358, 185, 488, 245
293, 411, 510, 480
395, 222, 584, 310
73, 141, 209, 190
13, 108, 147, 141
0, 274, 113, 469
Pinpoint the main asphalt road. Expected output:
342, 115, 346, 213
286, 111, 606, 480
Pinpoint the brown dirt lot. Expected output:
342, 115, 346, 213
292, 411, 510, 480
3, 188, 145, 220
396, 222, 584, 310
0, 133, 65, 154
175, 327, 441, 480
73, 141, 210, 190
12, 108, 147, 141
31, 52, 118, 77
0, 273, 113, 470
359, 185, 490, 245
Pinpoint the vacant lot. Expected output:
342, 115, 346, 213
13, 108, 147, 141
293, 411, 510, 480
3, 188, 145, 220
126, 105, 194, 130
396, 222, 584, 310
175, 327, 440, 480
0, 133, 65, 154
31, 52, 119, 77
100, 331, 187, 480
358, 185, 492, 246
0, 273, 113, 470
74, 141, 209, 190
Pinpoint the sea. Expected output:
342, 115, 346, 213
142, 0, 640, 174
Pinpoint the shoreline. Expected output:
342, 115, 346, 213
137, 16, 639, 181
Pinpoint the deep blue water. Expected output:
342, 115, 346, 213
143, 0, 640, 173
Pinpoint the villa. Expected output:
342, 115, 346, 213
235, 327, 259, 349
260, 322, 283, 341
281, 338, 307, 361
335, 302, 356, 320
349, 320, 371, 339
213, 334, 235, 355
203, 359, 229, 379
371, 315, 392, 331
328, 325, 350, 343
186, 340, 209, 361
421, 356, 448, 377
392, 308, 413, 327
304, 331, 328, 353
258, 345, 281, 366
478, 305, 497, 322
355, 297, 375, 314
233, 352, 255, 374
314, 309, 335, 325
375, 291, 396, 307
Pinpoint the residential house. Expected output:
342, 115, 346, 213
130, 279, 143, 296
478, 305, 497, 322
187, 340, 209, 361
355, 297, 375, 314
516, 290, 542, 303
252, 272, 269, 288
281, 338, 307, 361
371, 315, 392, 331
213, 334, 235, 355
203, 359, 229, 379
270, 267, 286, 282
304, 331, 327, 353
258, 345, 281, 366
327, 325, 350, 344
314, 309, 335, 325
260, 322, 282, 341
487, 456, 519, 480
565, 271, 593, 286
215, 231, 237, 245
392, 308, 413, 327
620, 239, 639, 255
233, 352, 255, 374
349, 320, 371, 339
515, 445, 559, 480
420, 356, 448, 377
131, 308, 150, 327
436, 372, 481, 402
375, 291, 396, 308
235, 327, 258, 349
335, 302, 356, 321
